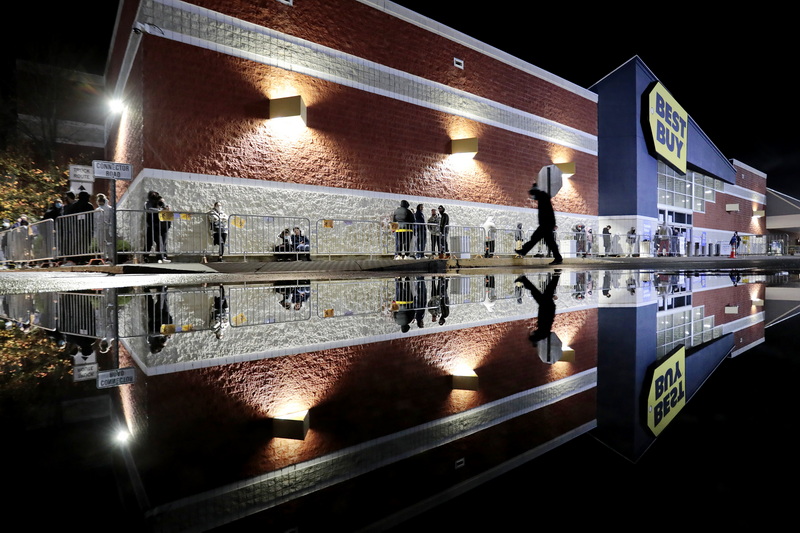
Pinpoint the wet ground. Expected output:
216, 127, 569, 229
2, 254, 799, 531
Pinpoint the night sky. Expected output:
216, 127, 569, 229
8, 2, 798, 197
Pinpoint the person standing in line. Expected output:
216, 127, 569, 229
207, 201, 229, 261
413, 203, 427, 259
145, 190, 171, 263
626, 227, 637, 257
730, 231, 741, 257
482, 216, 497, 258
94, 193, 114, 264
437, 205, 450, 258
428, 208, 441, 258
515, 183, 563, 266
393, 200, 415, 259
602, 225, 612, 256
62, 191, 76, 215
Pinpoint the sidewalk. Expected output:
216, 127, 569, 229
19, 253, 800, 275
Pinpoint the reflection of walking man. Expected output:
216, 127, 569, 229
515, 273, 560, 342
515, 183, 563, 265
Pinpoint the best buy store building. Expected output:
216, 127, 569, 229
593, 56, 766, 256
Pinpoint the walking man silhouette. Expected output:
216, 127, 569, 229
515, 182, 563, 265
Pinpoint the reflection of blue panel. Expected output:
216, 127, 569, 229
595, 303, 735, 461
595, 304, 657, 460
685, 333, 735, 398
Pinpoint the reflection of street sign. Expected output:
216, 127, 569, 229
74, 363, 98, 382
92, 160, 133, 180
97, 367, 135, 389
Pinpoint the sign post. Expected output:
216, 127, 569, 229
92, 161, 133, 266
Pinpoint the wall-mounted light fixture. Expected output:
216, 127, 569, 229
753, 209, 765, 217
726, 203, 740, 212
451, 137, 478, 158
752, 298, 764, 306
272, 409, 310, 440
724, 305, 739, 314
451, 369, 479, 390
269, 95, 307, 125
555, 162, 576, 178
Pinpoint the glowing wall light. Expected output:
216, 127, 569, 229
450, 137, 478, 158
753, 209, 765, 217
272, 409, 310, 440
451, 368, 479, 390
269, 95, 307, 125
752, 298, 764, 306
555, 162, 576, 178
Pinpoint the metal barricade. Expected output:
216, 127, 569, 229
228, 214, 311, 260
444, 225, 485, 258
5, 225, 34, 265
56, 211, 101, 264
228, 283, 311, 326
315, 218, 387, 257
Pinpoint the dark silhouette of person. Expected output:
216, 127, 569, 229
147, 286, 173, 353
393, 277, 414, 332
516, 183, 563, 265
516, 273, 560, 343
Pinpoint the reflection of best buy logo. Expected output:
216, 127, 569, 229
648, 82, 687, 173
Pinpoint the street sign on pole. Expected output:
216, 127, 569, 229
92, 160, 133, 181
97, 367, 135, 389
69, 164, 95, 195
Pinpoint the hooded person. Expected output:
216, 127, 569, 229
393, 200, 415, 259
515, 183, 563, 265
482, 216, 497, 258
43, 199, 63, 221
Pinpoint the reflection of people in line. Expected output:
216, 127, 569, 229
210, 284, 229, 339
602, 225, 611, 256
147, 287, 173, 353
516, 272, 560, 343
393, 277, 414, 332
515, 183, 563, 265
436, 277, 450, 325
413, 276, 427, 327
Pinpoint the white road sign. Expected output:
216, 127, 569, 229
92, 160, 133, 181
97, 367, 135, 388
69, 164, 94, 183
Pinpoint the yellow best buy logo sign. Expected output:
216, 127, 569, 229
647, 345, 686, 436
647, 82, 688, 173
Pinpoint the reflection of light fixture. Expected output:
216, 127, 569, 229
726, 203, 740, 212
269, 95, 307, 125
752, 298, 764, 306
537, 333, 574, 364
272, 409, 310, 440
451, 137, 478, 158
555, 162, 576, 178
753, 210, 765, 217
451, 369, 479, 390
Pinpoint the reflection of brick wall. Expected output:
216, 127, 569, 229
123, 311, 596, 505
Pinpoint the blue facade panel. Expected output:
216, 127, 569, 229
593, 56, 735, 218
